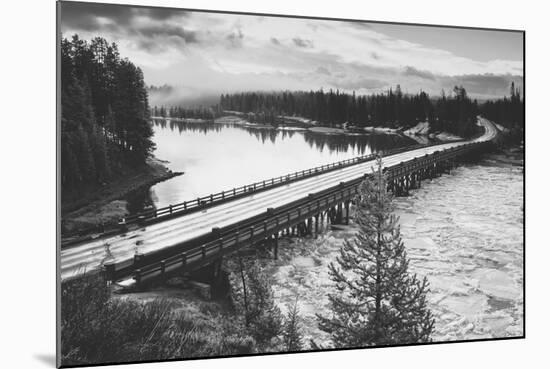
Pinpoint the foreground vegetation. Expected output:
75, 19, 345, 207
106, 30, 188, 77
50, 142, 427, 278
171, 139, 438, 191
60, 253, 304, 366
61, 275, 252, 365
61, 161, 437, 365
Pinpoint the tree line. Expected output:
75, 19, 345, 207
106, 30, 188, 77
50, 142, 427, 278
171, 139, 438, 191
218, 85, 523, 138
154, 83, 523, 141
151, 105, 218, 120
61, 35, 155, 196
219, 86, 478, 136
480, 82, 524, 141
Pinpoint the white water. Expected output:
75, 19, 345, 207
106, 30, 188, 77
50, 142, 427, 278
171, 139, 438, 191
266, 161, 523, 345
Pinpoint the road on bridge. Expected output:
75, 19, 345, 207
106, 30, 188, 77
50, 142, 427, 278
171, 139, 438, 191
60, 118, 498, 281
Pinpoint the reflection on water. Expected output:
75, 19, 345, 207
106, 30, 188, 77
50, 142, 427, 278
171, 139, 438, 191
129, 119, 416, 212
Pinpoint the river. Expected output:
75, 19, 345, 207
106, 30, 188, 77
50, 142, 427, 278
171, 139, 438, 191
128, 119, 416, 212
140, 119, 523, 345
266, 159, 523, 345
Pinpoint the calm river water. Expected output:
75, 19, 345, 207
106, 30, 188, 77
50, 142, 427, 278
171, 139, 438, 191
129, 120, 415, 211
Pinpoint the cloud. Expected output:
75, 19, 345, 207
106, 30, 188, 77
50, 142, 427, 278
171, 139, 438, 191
60, 2, 134, 30
60, 2, 187, 30
136, 7, 190, 21
226, 28, 244, 48
348, 22, 373, 30
330, 76, 388, 90
402, 66, 436, 80
441, 73, 523, 99
60, 3, 523, 100
60, 2, 200, 48
131, 25, 198, 52
292, 37, 314, 48
315, 66, 331, 75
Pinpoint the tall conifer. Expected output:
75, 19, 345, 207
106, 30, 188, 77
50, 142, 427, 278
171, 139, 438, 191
317, 158, 434, 347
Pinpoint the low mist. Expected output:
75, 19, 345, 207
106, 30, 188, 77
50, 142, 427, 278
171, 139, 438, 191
148, 85, 221, 108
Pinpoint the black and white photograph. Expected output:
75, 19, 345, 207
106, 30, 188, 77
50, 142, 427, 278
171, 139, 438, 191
56, 0, 524, 367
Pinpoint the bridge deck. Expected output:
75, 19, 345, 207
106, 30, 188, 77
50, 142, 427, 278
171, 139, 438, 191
60, 118, 497, 281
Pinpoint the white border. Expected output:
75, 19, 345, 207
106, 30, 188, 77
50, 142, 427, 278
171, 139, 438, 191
2, 0, 545, 368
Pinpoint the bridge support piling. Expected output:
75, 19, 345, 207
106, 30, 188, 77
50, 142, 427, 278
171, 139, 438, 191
314, 214, 319, 237
273, 233, 278, 260
212, 258, 223, 286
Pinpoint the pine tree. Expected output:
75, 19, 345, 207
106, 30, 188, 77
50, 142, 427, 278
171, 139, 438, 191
282, 298, 304, 351
317, 158, 434, 348
227, 254, 283, 349
61, 35, 156, 195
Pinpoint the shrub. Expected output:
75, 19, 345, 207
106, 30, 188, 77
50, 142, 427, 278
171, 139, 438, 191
60, 274, 256, 366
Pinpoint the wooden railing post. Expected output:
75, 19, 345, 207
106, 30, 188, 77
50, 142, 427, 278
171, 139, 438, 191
160, 260, 166, 277
134, 269, 142, 287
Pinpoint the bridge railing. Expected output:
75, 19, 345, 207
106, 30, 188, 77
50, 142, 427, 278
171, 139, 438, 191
108, 139, 489, 286
63, 121, 492, 249
120, 139, 462, 227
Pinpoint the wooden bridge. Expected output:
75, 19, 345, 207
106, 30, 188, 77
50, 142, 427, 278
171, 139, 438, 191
60, 117, 499, 289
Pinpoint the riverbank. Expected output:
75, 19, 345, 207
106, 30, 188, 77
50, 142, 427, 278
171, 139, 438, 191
61, 156, 183, 241
403, 121, 463, 141
156, 114, 467, 143
483, 145, 524, 167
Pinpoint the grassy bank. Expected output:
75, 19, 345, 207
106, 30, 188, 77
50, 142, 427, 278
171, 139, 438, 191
61, 156, 183, 240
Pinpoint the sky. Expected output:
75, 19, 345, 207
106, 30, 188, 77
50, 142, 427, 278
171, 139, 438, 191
59, 2, 524, 104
